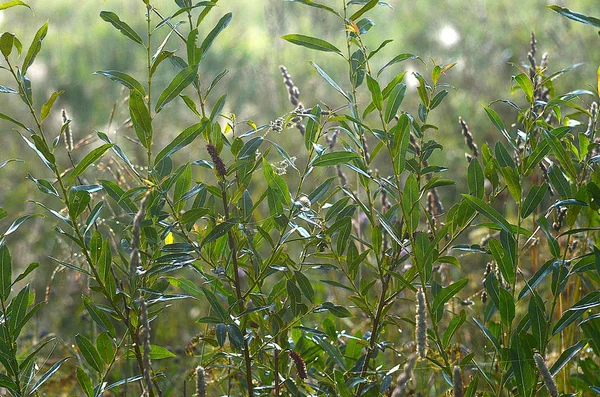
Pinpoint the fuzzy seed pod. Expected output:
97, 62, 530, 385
61, 109, 74, 152
534, 353, 558, 397
459, 117, 479, 159
206, 143, 227, 178
415, 288, 427, 359
140, 298, 153, 396
391, 355, 416, 397
195, 366, 206, 397
453, 366, 464, 397
289, 350, 308, 379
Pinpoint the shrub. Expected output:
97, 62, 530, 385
0, 0, 599, 396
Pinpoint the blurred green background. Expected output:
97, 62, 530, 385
1, 0, 599, 393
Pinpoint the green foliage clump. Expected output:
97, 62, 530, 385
0, 0, 599, 396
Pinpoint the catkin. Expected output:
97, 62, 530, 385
390, 355, 416, 397
534, 353, 558, 397
453, 366, 464, 397
206, 143, 227, 178
61, 109, 74, 152
195, 366, 206, 397
288, 350, 308, 379
415, 288, 427, 359
458, 117, 479, 160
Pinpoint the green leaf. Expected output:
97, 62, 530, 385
201, 222, 234, 246
155, 63, 199, 112
294, 270, 314, 303
262, 158, 290, 205
199, 12, 232, 58
528, 291, 547, 351
100, 11, 144, 45
3, 213, 43, 236
548, 164, 571, 198
548, 5, 600, 29
544, 130, 577, 180
129, 91, 152, 148
40, 90, 64, 121
378, 53, 419, 76
553, 292, 600, 335
76, 367, 93, 397
0, 244, 11, 300
154, 121, 206, 164
309, 61, 351, 101
443, 310, 466, 348
432, 278, 468, 314
489, 239, 515, 285
549, 339, 588, 376
76, 334, 104, 373
461, 194, 512, 233
473, 317, 500, 352
227, 324, 244, 350
12, 261, 38, 284
312, 151, 361, 166
366, 74, 383, 111
94, 70, 146, 96
0, 0, 31, 11
384, 82, 406, 123
96, 332, 114, 364
0, 112, 28, 131
513, 73, 534, 101
483, 106, 515, 148
521, 184, 548, 218
281, 34, 342, 54
498, 288, 515, 326
511, 336, 535, 397
67, 144, 113, 185
146, 345, 176, 359
467, 159, 484, 199
29, 357, 71, 394
349, 0, 378, 20
317, 302, 353, 318
200, 286, 228, 322
22, 21, 48, 76
82, 296, 116, 337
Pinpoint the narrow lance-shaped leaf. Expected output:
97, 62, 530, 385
100, 11, 144, 45
40, 90, 64, 121
461, 194, 512, 233
0, 245, 11, 301
349, 0, 378, 20
155, 63, 199, 112
154, 121, 207, 164
547, 5, 600, 29
129, 90, 152, 148
94, 70, 146, 96
432, 278, 469, 313
312, 151, 361, 167
67, 144, 113, 185
75, 334, 104, 373
309, 61, 351, 101
22, 21, 48, 76
0, 0, 31, 11
281, 34, 342, 54
199, 12, 232, 58
366, 74, 383, 111
521, 184, 548, 218
384, 83, 406, 123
